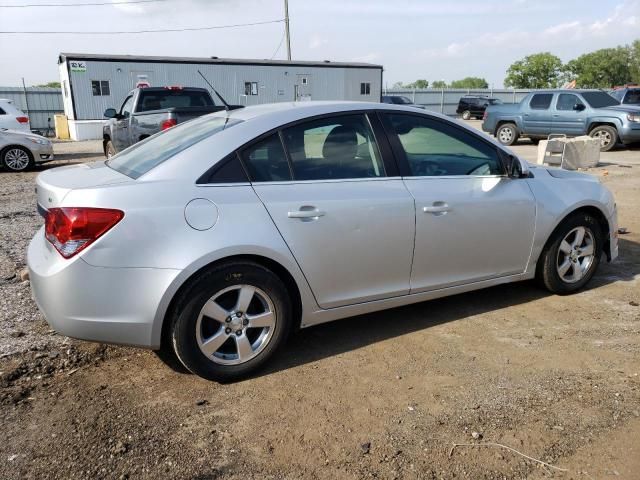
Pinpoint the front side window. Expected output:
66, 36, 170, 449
281, 114, 385, 181
107, 115, 242, 179
241, 134, 291, 182
556, 94, 583, 111
91, 80, 110, 96
529, 93, 553, 110
385, 114, 502, 177
360, 83, 371, 95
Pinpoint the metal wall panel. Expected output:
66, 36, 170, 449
0, 86, 63, 131
63, 59, 383, 120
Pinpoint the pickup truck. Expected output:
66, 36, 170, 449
103, 86, 225, 156
482, 89, 640, 151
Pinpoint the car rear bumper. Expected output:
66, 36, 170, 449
27, 228, 179, 349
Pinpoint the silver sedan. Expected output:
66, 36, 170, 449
1, 128, 54, 172
28, 102, 618, 381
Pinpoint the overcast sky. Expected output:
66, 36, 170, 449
0, 0, 638, 88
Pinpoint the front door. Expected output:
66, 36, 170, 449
382, 112, 536, 292
243, 113, 415, 309
113, 95, 134, 151
522, 93, 555, 136
552, 93, 588, 135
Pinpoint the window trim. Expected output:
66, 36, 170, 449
378, 110, 508, 178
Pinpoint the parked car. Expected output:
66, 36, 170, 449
482, 89, 640, 151
456, 95, 502, 120
103, 86, 227, 157
30, 101, 618, 382
0, 128, 53, 172
0, 99, 30, 132
608, 85, 640, 106
382, 95, 424, 108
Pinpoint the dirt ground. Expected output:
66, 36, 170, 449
1, 133, 639, 480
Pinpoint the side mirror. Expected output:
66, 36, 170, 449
505, 154, 529, 178
104, 108, 117, 118
573, 103, 586, 111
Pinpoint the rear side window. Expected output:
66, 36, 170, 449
241, 134, 292, 182
281, 114, 385, 181
107, 115, 242, 179
0, 107, 5, 115
137, 90, 214, 112
530, 94, 553, 110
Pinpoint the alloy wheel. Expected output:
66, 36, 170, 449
195, 285, 276, 365
498, 127, 513, 143
556, 226, 595, 284
4, 148, 30, 171
591, 130, 611, 148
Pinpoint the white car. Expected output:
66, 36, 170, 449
0, 99, 30, 132
28, 101, 618, 382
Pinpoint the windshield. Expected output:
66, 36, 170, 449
581, 91, 620, 108
395, 97, 412, 104
107, 115, 242, 179
623, 89, 640, 104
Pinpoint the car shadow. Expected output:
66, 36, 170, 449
254, 237, 640, 380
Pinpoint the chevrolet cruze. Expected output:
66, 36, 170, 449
28, 102, 618, 381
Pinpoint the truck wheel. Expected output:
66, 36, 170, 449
589, 126, 617, 152
105, 140, 116, 158
496, 123, 519, 146
461, 110, 471, 120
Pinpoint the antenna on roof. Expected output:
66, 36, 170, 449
197, 70, 241, 111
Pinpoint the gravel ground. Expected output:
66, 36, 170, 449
0, 135, 639, 479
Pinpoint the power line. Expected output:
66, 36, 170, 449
0, 18, 285, 34
0, 0, 168, 7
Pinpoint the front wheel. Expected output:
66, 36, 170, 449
589, 125, 617, 152
169, 261, 292, 382
1, 146, 34, 172
536, 213, 603, 294
495, 123, 519, 146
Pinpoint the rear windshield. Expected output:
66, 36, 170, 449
107, 115, 242, 179
582, 91, 620, 108
136, 89, 214, 112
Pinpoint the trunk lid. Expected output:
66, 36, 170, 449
36, 161, 132, 211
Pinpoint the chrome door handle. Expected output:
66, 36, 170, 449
288, 209, 326, 219
423, 204, 452, 214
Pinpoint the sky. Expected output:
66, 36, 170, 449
0, 0, 638, 88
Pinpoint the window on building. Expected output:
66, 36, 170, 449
244, 82, 258, 96
360, 82, 371, 95
91, 80, 111, 96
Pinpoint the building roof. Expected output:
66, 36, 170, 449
58, 53, 383, 70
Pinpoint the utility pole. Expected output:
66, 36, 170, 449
284, 0, 292, 60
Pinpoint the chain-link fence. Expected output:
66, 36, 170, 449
0, 86, 63, 136
384, 88, 532, 116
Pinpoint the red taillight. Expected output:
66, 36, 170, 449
16, 116, 29, 124
160, 118, 177, 130
45, 207, 124, 259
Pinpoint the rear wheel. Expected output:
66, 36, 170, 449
1, 146, 34, 172
589, 125, 617, 152
461, 110, 472, 120
495, 123, 519, 146
536, 213, 603, 294
169, 261, 292, 382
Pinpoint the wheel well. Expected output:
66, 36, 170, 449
159, 254, 303, 350
494, 120, 518, 136
539, 206, 611, 264
1, 144, 33, 160
588, 122, 618, 134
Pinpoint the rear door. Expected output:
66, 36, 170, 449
246, 113, 415, 309
552, 93, 587, 135
381, 112, 536, 292
523, 93, 554, 135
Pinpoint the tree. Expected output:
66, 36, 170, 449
34, 81, 61, 88
629, 39, 640, 84
391, 81, 405, 89
431, 80, 447, 88
504, 52, 564, 88
449, 77, 489, 89
564, 47, 631, 88
405, 79, 429, 89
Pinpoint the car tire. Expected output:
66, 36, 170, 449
495, 123, 519, 146
169, 260, 292, 382
105, 140, 116, 158
461, 110, 471, 120
1, 146, 34, 172
589, 125, 617, 152
536, 213, 603, 295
